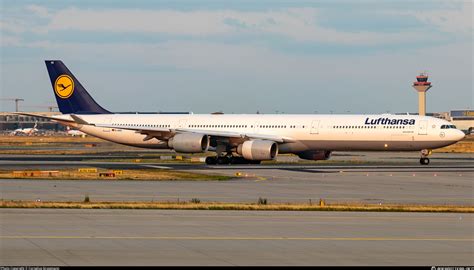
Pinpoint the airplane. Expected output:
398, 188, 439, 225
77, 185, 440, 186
18, 60, 465, 165
65, 126, 87, 137
12, 121, 39, 136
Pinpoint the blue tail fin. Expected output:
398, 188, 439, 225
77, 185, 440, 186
45, 60, 111, 114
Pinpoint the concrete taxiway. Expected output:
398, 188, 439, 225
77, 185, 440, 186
0, 152, 473, 205
0, 209, 472, 266
1, 169, 473, 205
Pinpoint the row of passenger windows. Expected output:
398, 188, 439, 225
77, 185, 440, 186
111, 123, 418, 130
111, 123, 301, 129
113, 123, 171, 128
189, 125, 303, 129
333, 126, 410, 129
440, 125, 457, 129
190, 124, 247, 128
334, 126, 376, 129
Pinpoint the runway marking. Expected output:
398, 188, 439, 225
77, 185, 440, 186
141, 165, 172, 169
2, 235, 472, 242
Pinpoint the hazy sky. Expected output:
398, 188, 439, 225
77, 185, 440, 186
1, 0, 472, 114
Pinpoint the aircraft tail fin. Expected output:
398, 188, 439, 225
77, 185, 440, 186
45, 60, 111, 114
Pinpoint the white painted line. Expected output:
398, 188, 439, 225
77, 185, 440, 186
141, 165, 172, 169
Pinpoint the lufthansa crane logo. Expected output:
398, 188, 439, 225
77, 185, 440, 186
54, 75, 74, 99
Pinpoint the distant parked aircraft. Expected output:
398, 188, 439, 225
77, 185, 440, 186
12, 122, 38, 136
66, 126, 86, 137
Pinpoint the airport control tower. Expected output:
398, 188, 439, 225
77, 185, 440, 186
412, 73, 432, 116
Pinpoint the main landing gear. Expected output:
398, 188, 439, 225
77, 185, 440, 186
419, 149, 432, 165
205, 156, 261, 165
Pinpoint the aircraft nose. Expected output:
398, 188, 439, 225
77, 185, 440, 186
453, 129, 466, 141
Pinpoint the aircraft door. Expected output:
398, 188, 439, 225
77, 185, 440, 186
418, 120, 428, 135
178, 119, 187, 129
102, 117, 113, 132
254, 122, 260, 134
310, 120, 320, 134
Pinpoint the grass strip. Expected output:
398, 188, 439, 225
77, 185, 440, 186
0, 169, 231, 181
1, 200, 472, 213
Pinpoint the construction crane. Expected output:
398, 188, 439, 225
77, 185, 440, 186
0, 98, 24, 112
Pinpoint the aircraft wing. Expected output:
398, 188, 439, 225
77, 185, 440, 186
94, 124, 294, 143
13, 112, 75, 123
93, 123, 174, 141
15, 113, 294, 143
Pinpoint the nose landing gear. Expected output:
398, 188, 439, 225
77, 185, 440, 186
419, 149, 432, 165
420, 157, 430, 165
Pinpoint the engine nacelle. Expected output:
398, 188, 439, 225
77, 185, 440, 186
237, 140, 278, 161
168, 133, 209, 153
297, 150, 332, 161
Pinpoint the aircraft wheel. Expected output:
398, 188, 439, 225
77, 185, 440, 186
205, 156, 217, 165
217, 156, 231, 165
229, 156, 244, 164
229, 157, 262, 164
419, 157, 430, 165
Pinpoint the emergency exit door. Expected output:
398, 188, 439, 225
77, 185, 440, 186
418, 120, 428, 135
310, 120, 320, 134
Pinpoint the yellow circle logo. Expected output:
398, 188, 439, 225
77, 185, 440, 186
54, 75, 74, 99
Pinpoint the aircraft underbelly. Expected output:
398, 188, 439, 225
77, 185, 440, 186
280, 139, 455, 152
79, 125, 167, 149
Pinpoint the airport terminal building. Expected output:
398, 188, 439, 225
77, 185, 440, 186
449, 110, 474, 133
0, 112, 64, 132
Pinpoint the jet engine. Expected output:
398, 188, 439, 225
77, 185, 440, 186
237, 140, 278, 160
168, 133, 209, 153
297, 150, 332, 160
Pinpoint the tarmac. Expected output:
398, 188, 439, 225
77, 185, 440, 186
0, 152, 473, 205
1, 169, 473, 205
0, 209, 472, 266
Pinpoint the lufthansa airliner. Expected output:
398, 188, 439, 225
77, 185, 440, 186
19, 60, 465, 165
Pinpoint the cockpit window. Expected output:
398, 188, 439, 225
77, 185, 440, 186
441, 125, 457, 129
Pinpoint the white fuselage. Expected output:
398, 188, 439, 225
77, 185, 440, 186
58, 113, 464, 153
12, 128, 38, 135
